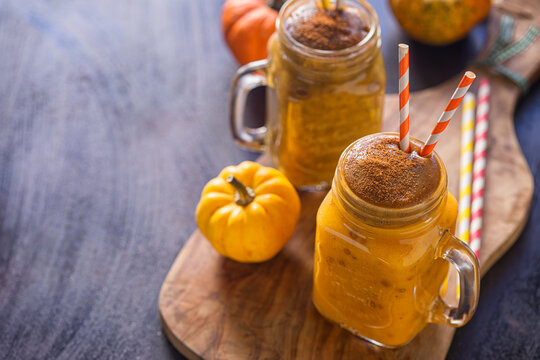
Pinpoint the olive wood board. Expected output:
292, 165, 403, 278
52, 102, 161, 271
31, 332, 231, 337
159, 5, 538, 359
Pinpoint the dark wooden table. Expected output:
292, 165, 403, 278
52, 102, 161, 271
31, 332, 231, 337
0, 1, 538, 359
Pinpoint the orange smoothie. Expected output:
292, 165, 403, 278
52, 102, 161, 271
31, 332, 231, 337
313, 133, 459, 347
265, 0, 385, 190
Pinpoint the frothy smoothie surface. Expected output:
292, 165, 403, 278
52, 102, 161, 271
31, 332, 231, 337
286, 6, 369, 50
343, 135, 441, 208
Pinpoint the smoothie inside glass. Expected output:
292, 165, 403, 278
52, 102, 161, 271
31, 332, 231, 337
230, 0, 385, 190
313, 133, 480, 347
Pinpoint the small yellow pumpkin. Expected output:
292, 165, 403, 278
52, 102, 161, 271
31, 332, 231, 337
196, 161, 300, 263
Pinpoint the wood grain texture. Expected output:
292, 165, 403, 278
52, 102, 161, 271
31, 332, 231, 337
0, 1, 250, 359
159, 3, 539, 359
0, 0, 538, 359
160, 190, 457, 360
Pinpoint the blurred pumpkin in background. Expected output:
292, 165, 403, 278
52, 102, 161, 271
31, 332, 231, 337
222, 0, 285, 65
389, 0, 491, 45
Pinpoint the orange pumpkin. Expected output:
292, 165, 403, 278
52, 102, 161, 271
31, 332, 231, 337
196, 161, 300, 263
389, 0, 491, 46
221, 0, 283, 65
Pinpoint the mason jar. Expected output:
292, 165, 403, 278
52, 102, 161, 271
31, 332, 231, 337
230, 0, 385, 190
313, 133, 480, 347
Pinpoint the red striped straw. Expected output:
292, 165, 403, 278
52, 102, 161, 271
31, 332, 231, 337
419, 71, 476, 157
399, 44, 410, 152
469, 78, 490, 258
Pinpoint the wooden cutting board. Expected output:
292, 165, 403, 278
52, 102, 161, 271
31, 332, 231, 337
159, 4, 539, 359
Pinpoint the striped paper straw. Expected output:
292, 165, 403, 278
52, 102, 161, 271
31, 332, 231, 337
457, 94, 475, 243
420, 71, 476, 157
469, 78, 491, 257
399, 44, 410, 152
321, 0, 330, 10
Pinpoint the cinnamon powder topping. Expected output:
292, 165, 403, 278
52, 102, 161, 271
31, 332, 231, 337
343, 135, 441, 208
287, 8, 369, 50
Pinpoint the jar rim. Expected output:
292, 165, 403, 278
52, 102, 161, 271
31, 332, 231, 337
276, 0, 380, 60
333, 132, 448, 227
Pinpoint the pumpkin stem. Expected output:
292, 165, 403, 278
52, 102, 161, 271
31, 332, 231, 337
226, 175, 256, 206
267, 0, 285, 11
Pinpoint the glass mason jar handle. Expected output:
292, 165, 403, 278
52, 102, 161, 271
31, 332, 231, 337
229, 59, 268, 152
430, 230, 480, 327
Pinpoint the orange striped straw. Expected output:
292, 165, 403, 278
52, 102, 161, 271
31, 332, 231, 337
419, 71, 476, 157
399, 44, 410, 152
